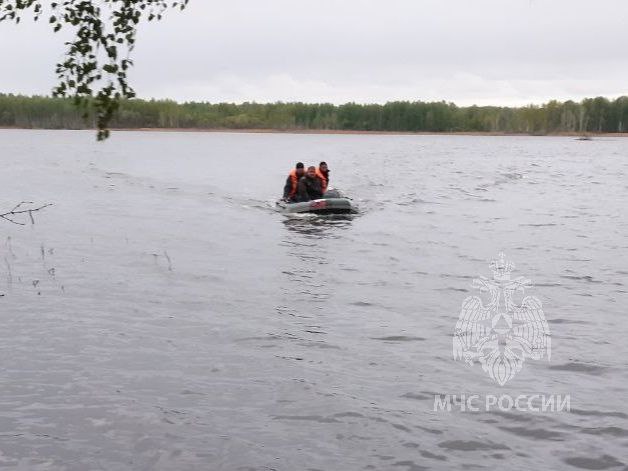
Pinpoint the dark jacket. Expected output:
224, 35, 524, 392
283, 175, 294, 200
283, 169, 301, 201
297, 175, 324, 202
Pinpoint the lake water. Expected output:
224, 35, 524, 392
0, 129, 626, 470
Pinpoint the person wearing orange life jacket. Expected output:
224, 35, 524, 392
315, 161, 330, 193
282, 162, 305, 202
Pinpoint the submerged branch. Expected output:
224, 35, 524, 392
0, 202, 52, 225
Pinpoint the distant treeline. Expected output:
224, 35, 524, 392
2, 93, 628, 134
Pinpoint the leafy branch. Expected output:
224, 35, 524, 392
0, 0, 189, 140
0, 201, 52, 225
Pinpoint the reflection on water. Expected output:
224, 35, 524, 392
279, 215, 355, 311
281, 213, 356, 237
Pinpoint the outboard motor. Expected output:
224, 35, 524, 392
323, 189, 343, 199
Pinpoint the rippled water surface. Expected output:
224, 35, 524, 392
1, 130, 627, 470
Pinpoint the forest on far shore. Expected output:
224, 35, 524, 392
1, 93, 628, 134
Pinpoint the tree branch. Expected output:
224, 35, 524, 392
0, 0, 190, 140
0, 202, 52, 225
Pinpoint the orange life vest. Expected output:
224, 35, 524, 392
315, 168, 328, 192
288, 169, 300, 198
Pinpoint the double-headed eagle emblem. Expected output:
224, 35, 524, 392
453, 253, 551, 386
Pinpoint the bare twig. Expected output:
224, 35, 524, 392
0, 202, 52, 225
163, 250, 173, 272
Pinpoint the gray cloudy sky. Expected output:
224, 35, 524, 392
1, 0, 627, 105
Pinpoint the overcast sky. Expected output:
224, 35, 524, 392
1, 0, 627, 106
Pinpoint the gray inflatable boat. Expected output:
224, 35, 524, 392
277, 190, 355, 215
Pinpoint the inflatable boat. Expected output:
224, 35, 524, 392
277, 190, 356, 215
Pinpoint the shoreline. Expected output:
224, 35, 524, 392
1, 126, 627, 137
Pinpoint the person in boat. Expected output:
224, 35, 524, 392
315, 161, 330, 193
282, 162, 305, 202
297, 166, 324, 202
